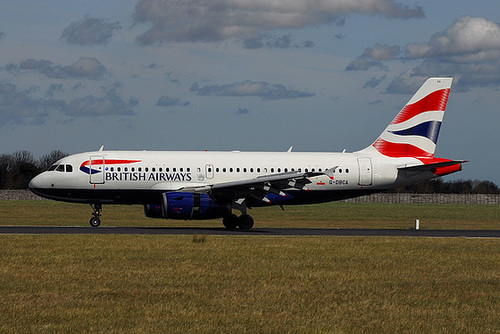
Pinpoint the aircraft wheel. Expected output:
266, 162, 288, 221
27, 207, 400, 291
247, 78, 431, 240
89, 217, 101, 227
223, 214, 238, 230
238, 214, 254, 230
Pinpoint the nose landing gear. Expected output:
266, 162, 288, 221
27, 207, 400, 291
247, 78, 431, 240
89, 203, 102, 227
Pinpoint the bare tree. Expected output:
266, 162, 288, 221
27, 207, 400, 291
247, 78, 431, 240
38, 150, 68, 171
0, 154, 14, 189
4, 151, 40, 189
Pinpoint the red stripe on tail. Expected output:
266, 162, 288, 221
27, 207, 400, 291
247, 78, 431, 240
391, 88, 450, 125
372, 138, 434, 158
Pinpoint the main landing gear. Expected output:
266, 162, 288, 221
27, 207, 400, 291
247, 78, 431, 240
89, 203, 102, 227
222, 214, 254, 230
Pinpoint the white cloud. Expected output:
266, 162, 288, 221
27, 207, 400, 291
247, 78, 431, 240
133, 0, 424, 44
156, 95, 190, 107
346, 44, 400, 71
242, 33, 315, 49
346, 16, 500, 92
406, 16, 500, 61
61, 15, 121, 46
63, 57, 107, 79
0, 83, 64, 126
400, 17, 500, 91
363, 75, 387, 89
190, 80, 315, 100
6, 57, 107, 80
62, 90, 135, 117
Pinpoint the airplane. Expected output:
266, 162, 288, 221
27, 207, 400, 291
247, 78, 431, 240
29, 77, 465, 229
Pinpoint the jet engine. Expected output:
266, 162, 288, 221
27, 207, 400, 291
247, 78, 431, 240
144, 192, 230, 220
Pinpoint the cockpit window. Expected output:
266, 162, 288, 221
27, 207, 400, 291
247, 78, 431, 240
50, 164, 73, 172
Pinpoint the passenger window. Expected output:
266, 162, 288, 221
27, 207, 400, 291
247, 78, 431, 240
66, 164, 73, 172
346, 169, 349, 173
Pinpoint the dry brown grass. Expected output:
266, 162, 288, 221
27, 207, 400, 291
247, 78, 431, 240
0, 235, 499, 333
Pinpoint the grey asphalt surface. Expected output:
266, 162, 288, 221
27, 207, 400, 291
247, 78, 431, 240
0, 226, 499, 238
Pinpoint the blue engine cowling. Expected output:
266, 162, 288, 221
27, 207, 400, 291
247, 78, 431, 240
144, 192, 230, 220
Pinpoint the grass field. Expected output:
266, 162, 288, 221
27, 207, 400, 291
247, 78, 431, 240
1, 235, 499, 333
0, 201, 499, 333
1, 200, 500, 229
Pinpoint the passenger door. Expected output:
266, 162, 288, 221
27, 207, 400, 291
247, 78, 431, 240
357, 157, 372, 186
89, 156, 105, 184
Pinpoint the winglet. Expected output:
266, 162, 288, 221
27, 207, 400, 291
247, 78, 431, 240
98, 145, 104, 152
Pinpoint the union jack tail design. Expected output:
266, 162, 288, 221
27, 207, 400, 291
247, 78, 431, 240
372, 77, 453, 158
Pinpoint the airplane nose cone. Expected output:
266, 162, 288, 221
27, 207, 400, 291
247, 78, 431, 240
29, 173, 48, 196
29, 174, 43, 189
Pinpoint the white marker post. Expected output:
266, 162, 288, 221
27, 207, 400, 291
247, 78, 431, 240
415, 219, 420, 230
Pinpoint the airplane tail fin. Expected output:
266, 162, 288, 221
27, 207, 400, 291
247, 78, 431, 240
370, 77, 453, 158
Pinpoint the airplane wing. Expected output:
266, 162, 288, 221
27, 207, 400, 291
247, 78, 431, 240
179, 167, 337, 206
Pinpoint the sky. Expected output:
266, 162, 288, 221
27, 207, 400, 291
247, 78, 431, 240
0, 0, 499, 184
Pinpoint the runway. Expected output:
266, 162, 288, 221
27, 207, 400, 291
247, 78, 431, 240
1, 226, 499, 238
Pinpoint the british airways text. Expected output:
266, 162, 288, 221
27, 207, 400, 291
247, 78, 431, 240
105, 171, 192, 182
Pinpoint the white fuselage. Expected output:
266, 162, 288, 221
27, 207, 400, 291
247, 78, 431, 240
29, 148, 426, 206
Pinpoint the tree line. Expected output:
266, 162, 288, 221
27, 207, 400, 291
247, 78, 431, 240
0, 150, 68, 189
1, 150, 499, 194
391, 178, 500, 195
